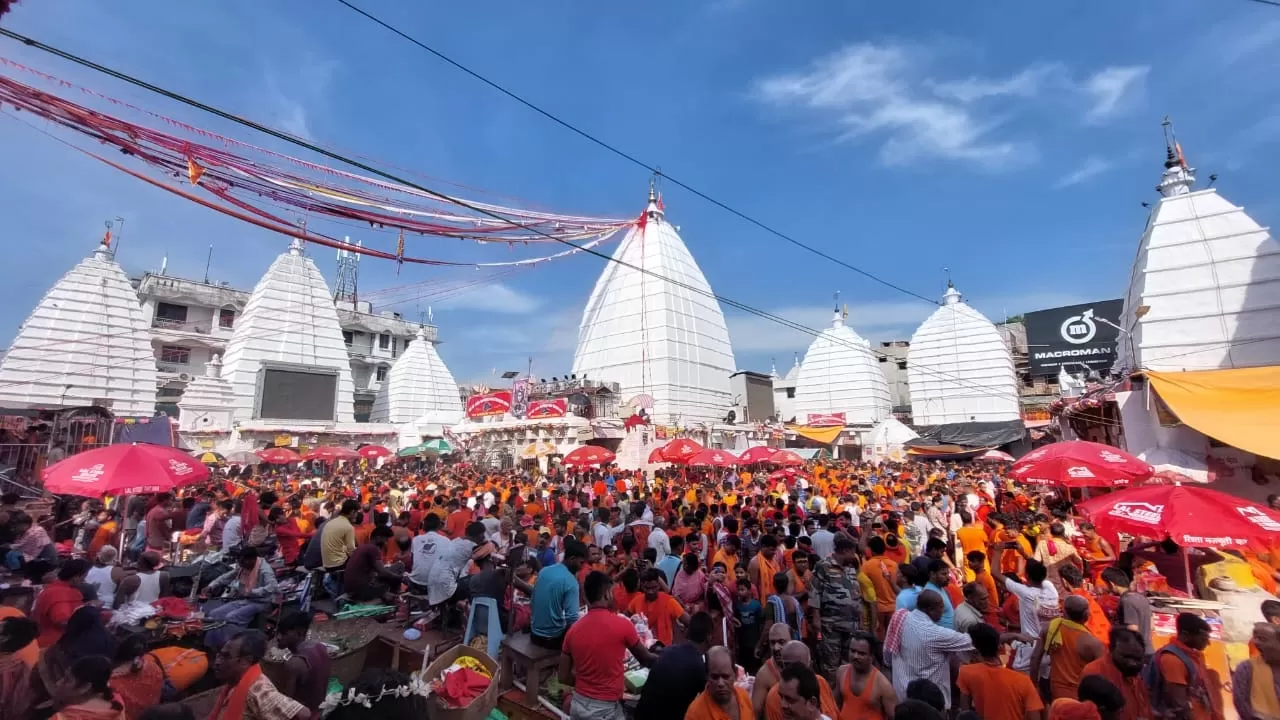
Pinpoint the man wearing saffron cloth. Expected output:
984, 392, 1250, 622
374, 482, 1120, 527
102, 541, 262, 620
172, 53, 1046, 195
685, 646, 753, 720
209, 631, 307, 720
626, 568, 690, 647
763, 641, 838, 720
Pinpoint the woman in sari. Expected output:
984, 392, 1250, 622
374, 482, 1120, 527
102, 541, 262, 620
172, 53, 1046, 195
53, 656, 127, 720
671, 552, 707, 614
109, 636, 164, 720
704, 561, 736, 655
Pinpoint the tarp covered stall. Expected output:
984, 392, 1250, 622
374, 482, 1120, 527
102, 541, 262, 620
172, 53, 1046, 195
904, 419, 1024, 451
1145, 368, 1280, 461
868, 418, 918, 462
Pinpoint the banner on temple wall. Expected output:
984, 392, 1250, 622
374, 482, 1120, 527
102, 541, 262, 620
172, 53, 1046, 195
656, 426, 668, 440
806, 413, 846, 427
274, 434, 293, 447
510, 379, 530, 419
466, 391, 512, 418
526, 398, 567, 419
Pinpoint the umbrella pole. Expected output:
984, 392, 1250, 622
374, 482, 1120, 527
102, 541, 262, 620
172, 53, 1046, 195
1183, 546, 1195, 597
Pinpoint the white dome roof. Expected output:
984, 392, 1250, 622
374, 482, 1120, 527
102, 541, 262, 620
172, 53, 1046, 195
870, 417, 918, 446
219, 240, 356, 423
572, 194, 735, 425
1118, 151, 1280, 371
0, 243, 157, 415
793, 310, 891, 424
370, 326, 464, 425
907, 284, 1019, 425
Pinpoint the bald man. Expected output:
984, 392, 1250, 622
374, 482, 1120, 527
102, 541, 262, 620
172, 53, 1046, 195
752, 624, 794, 718
1031, 594, 1104, 700
762, 641, 838, 720
685, 646, 754, 720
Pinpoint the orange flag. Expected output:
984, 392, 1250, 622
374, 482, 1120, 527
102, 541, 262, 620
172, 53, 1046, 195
187, 157, 205, 185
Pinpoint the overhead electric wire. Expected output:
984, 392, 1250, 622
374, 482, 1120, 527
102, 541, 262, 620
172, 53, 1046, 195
330, 0, 939, 306
0, 28, 1085, 401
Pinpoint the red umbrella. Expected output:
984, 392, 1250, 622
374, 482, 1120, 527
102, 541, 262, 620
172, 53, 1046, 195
977, 449, 1015, 463
646, 448, 668, 464
256, 447, 301, 464
738, 446, 778, 464
302, 446, 361, 462
661, 438, 704, 464
358, 445, 394, 460
769, 449, 806, 467
1009, 441, 1152, 488
688, 448, 740, 468
1077, 484, 1280, 551
43, 443, 210, 496
563, 446, 616, 467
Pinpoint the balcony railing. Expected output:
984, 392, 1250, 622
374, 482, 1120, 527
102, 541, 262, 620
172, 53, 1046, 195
152, 317, 212, 334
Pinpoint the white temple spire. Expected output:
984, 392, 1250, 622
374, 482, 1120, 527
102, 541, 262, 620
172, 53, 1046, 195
794, 294, 890, 425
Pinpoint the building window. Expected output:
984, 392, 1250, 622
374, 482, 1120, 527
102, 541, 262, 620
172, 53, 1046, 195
342, 331, 354, 347
159, 345, 190, 364
878, 356, 887, 363
154, 302, 188, 327
390, 338, 398, 358
896, 361, 907, 370
218, 308, 235, 329
376, 366, 388, 382
378, 333, 391, 350
786, 388, 795, 399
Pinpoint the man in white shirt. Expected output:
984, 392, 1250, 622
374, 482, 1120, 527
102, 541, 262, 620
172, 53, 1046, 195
408, 514, 448, 589
809, 516, 836, 560
591, 508, 622, 549
991, 548, 1059, 672
648, 517, 671, 562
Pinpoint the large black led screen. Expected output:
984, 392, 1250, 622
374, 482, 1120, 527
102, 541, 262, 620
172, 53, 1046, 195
257, 369, 337, 421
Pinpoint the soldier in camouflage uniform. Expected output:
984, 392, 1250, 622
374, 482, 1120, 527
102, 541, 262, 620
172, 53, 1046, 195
810, 533, 870, 682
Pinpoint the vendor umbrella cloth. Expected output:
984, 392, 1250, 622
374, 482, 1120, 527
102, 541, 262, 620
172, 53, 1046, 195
976, 449, 1015, 463
562, 446, 615, 466
357, 445, 393, 459
44, 442, 210, 496
738, 445, 777, 464
256, 447, 300, 464
769, 449, 806, 467
660, 438, 703, 464
1009, 440, 1152, 488
687, 448, 740, 468
1076, 484, 1280, 551
302, 446, 360, 462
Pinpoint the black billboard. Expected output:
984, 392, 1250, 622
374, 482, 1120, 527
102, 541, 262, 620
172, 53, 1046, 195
1025, 299, 1124, 376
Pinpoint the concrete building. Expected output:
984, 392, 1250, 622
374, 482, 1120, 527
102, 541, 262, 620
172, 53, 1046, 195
728, 370, 775, 423
874, 340, 912, 415
135, 257, 435, 421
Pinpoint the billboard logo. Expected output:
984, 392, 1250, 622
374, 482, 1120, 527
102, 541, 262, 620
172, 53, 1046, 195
1060, 309, 1097, 345
1109, 502, 1163, 526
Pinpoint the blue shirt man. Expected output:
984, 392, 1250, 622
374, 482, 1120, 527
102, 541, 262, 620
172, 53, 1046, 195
925, 581, 955, 629
529, 540, 587, 646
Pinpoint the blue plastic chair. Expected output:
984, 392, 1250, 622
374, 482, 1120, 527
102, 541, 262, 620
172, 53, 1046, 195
463, 597, 503, 659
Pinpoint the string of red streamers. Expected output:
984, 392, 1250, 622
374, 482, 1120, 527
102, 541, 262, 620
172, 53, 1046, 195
0, 60, 637, 268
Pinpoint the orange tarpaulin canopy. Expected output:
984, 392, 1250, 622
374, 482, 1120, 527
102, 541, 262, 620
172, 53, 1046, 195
1146, 367, 1280, 460
786, 424, 843, 445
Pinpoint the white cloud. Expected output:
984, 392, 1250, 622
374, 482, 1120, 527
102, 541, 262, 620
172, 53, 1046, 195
1082, 66, 1149, 124
434, 283, 543, 315
1054, 156, 1113, 188
1208, 17, 1280, 68
752, 43, 1034, 169
753, 46, 1150, 166
929, 63, 1065, 103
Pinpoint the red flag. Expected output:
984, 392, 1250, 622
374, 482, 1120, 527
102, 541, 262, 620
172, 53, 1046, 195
102, 228, 112, 247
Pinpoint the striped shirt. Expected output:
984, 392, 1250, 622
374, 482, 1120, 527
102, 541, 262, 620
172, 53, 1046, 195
890, 610, 974, 709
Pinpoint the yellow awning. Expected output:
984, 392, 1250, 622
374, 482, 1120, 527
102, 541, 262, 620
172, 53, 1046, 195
787, 424, 843, 445
1146, 367, 1280, 460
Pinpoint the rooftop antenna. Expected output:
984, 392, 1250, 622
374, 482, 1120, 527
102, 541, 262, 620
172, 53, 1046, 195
334, 236, 360, 305
943, 266, 952, 288
203, 243, 213, 284
1161, 115, 1187, 168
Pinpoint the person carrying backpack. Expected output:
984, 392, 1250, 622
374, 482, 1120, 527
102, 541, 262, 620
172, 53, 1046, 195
1143, 612, 1225, 720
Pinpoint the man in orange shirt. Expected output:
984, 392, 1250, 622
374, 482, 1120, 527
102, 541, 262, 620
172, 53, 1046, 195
626, 569, 690, 646
443, 499, 470, 539
957, 623, 1044, 720
1060, 565, 1111, 647
1081, 628, 1152, 720
861, 537, 898, 640
965, 551, 1002, 628
955, 511, 988, 582
1153, 612, 1225, 720
1030, 595, 1104, 701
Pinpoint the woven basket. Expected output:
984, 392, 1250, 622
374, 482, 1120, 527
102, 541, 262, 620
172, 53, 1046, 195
309, 614, 382, 653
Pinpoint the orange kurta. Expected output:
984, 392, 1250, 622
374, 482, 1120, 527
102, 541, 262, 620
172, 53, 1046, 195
837, 667, 884, 720
765, 676, 837, 720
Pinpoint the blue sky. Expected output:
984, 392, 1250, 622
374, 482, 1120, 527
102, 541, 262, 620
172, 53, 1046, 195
1, 0, 1279, 384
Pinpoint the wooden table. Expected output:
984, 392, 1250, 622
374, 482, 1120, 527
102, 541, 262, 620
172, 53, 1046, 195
364, 625, 459, 675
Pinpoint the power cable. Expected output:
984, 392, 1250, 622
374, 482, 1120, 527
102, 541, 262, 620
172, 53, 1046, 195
0, 28, 1071, 402
330, 0, 939, 306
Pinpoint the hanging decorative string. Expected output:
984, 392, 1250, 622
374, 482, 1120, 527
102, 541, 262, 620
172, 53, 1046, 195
0, 59, 634, 268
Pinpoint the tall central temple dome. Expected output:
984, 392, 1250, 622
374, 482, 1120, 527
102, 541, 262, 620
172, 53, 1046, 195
572, 189, 736, 425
